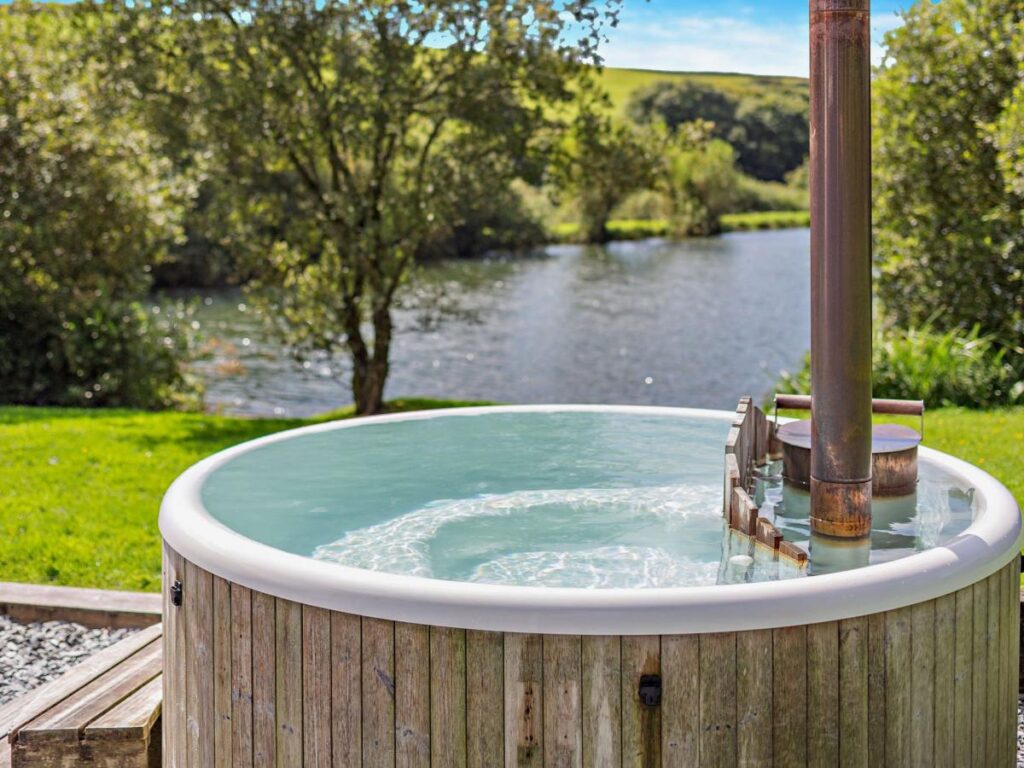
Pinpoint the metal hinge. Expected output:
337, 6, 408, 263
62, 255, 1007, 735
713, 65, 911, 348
171, 579, 183, 607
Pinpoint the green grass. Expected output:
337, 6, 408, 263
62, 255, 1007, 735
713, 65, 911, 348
720, 210, 810, 231
550, 212, 809, 243
1, 402, 1019, 592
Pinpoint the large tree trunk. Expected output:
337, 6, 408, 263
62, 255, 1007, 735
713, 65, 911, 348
350, 305, 392, 416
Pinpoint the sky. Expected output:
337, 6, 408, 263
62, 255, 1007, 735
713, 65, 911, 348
600, 0, 910, 77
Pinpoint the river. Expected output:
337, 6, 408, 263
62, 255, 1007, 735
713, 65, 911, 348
184, 228, 811, 417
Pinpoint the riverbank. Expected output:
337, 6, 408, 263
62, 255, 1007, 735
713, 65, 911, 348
1, 401, 1020, 592
548, 211, 810, 243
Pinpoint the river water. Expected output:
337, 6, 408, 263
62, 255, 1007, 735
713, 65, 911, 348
186, 228, 811, 417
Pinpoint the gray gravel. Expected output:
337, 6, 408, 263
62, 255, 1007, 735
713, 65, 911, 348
0, 615, 137, 706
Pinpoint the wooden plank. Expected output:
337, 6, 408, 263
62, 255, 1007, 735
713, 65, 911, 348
251, 591, 276, 768
0, 580, 161, 630
275, 598, 303, 767
582, 636, 622, 768
466, 630, 503, 768
736, 629, 771, 767
1007, 559, 1021, 765
163, 543, 187, 767
302, 606, 332, 768
213, 576, 233, 767
0, 736, 9, 768
362, 617, 396, 766
772, 625, 806, 767
431, 626, 468, 768
985, 571, 1000, 768
884, 607, 912, 767
396, 622, 430, 768
83, 674, 163, 740
621, 635, 660, 768
952, 585, 973, 768
331, 612, 362, 768
807, 621, 839, 767
699, 632, 737, 766
838, 616, 868, 768
932, 594, 955, 768
660, 635, 697, 768
997, 562, 1011, 767
543, 635, 582, 768
505, 633, 543, 768
909, 601, 935, 768
971, 578, 989, 767
866, 613, 886, 768
230, 583, 254, 768
0, 622, 162, 741
185, 559, 214, 768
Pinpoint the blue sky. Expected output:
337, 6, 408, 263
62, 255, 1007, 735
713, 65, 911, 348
600, 0, 910, 76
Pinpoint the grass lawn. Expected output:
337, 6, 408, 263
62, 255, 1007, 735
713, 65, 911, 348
550, 211, 811, 243
0, 401, 1020, 593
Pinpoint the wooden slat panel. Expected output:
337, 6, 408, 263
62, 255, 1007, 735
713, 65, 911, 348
660, 635, 697, 768
396, 622, 430, 768
213, 576, 232, 767
302, 606, 332, 768
997, 562, 1011, 767
838, 617, 868, 768
772, 625, 806, 767
363, 617, 396, 767
952, 585, 973, 768
621, 636, 660, 768
970, 578, 988, 767
1007, 559, 1021, 765
331, 612, 362, 768
807, 621, 838, 768
505, 633, 543, 768
251, 591, 276, 768
543, 635, 582, 768
985, 571, 1001, 768
230, 583, 254, 768
163, 544, 187, 768
275, 598, 303, 767
431, 626, 467, 768
582, 636, 621, 768
185, 559, 214, 768
83, 674, 163, 740
932, 594, 955, 768
736, 629, 771, 767
909, 601, 935, 767
884, 607, 912, 766
467, 630, 503, 768
866, 613, 886, 768
699, 632, 736, 766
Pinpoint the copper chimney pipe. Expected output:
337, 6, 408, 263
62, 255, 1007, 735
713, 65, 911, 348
808, 0, 873, 539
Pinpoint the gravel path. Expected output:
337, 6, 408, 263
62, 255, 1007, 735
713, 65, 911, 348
0, 615, 137, 706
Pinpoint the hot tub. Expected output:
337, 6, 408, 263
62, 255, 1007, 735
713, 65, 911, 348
159, 405, 1022, 767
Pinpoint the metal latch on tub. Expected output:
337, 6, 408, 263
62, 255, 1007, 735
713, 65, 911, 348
171, 580, 183, 607
639, 675, 661, 707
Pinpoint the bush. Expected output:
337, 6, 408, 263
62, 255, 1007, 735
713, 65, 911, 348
732, 176, 808, 212
776, 325, 1024, 409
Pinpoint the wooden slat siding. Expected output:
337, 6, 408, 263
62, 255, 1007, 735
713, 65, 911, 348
251, 591, 277, 768
582, 636, 622, 768
952, 585, 973, 768
883, 607, 911, 767
807, 621, 838, 768
970, 578, 988, 768
698, 632, 736, 766
999, 561, 1013, 767
185, 559, 214, 768
1008, 559, 1021, 764
396, 623, 430, 768
275, 598, 303, 767
737, 626, 770, 765
83, 674, 163, 740
660, 634, 698, 768
771, 625, 806, 767
542, 634, 582, 768
838, 617, 868, 768
363, 617, 396, 767
505, 633, 544, 768
724, 453, 740, 520
931, 594, 955, 768
909, 601, 935, 768
466, 630, 503, 768
431, 627, 468, 768
621, 635, 660, 768
985, 571, 1001, 768
302, 606, 332, 768
213, 576, 233, 767
163, 545, 187, 768
331, 612, 362, 768
230, 583, 254, 768
865, 613, 886, 768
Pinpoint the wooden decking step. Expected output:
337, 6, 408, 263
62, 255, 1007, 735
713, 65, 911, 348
1, 623, 163, 768
0, 582, 161, 629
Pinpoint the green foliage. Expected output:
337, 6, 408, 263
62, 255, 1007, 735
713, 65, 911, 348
0, 3, 198, 409
720, 211, 809, 232
873, 0, 1023, 346
733, 176, 808, 212
663, 129, 741, 237
777, 325, 1023, 409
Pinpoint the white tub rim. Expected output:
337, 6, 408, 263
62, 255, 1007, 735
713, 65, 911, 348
159, 404, 1023, 634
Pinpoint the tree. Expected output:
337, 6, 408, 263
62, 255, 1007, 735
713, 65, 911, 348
662, 123, 740, 236
873, 0, 1023, 347
109, 0, 623, 414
